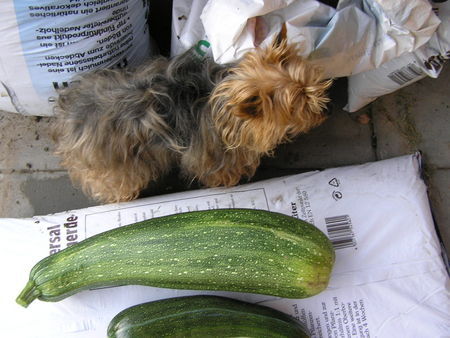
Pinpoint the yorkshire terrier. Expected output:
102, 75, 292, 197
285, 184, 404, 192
51, 29, 332, 203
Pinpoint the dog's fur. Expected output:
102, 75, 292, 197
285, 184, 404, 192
52, 33, 332, 203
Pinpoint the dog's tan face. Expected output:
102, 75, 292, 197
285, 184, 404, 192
210, 37, 332, 155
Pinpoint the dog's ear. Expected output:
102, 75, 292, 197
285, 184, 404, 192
261, 23, 295, 67
274, 23, 288, 46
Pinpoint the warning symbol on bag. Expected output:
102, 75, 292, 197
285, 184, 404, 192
329, 178, 340, 187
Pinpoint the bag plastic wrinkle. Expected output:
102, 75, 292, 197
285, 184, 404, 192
1, 154, 449, 337
345, 1, 450, 112
172, 0, 440, 79
171, 0, 209, 57
0, 0, 152, 116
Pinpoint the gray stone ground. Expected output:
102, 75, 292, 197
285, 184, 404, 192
0, 66, 449, 258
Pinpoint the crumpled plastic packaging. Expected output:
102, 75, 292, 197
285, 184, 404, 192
345, 1, 449, 112
172, 0, 440, 79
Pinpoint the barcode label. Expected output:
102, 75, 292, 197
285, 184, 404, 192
325, 215, 357, 250
388, 63, 424, 85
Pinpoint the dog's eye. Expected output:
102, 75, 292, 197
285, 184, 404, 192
244, 105, 258, 116
242, 96, 260, 117
246, 96, 259, 105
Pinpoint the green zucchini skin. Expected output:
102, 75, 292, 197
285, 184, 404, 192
107, 295, 310, 338
16, 209, 335, 307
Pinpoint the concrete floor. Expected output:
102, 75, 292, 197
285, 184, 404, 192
0, 65, 449, 260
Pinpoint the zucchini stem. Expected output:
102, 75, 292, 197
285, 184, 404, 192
16, 280, 40, 308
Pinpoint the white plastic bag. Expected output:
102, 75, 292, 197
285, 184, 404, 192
171, 0, 210, 57
345, 1, 450, 112
0, 0, 152, 116
172, 0, 440, 79
1, 154, 449, 337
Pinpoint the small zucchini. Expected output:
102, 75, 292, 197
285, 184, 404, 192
107, 295, 310, 337
16, 209, 335, 307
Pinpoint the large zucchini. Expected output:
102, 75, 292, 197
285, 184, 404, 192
16, 209, 335, 307
107, 295, 310, 337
